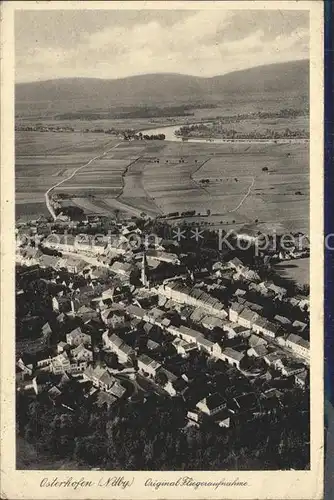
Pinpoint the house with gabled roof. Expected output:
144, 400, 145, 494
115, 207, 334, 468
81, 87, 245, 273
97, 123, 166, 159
263, 352, 285, 370
228, 392, 258, 415
17, 356, 34, 376
147, 339, 161, 351
267, 283, 287, 300
247, 344, 268, 358
177, 325, 203, 344
56, 312, 68, 324
76, 305, 99, 323
248, 333, 267, 348
245, 301, 264, 315
229, 302, 245, 322
66, 327, 91, 347
126, 304, 147, 320
95, 392, 117, 408
237, 307, 259, 329
160, 373, 188, 398
83, 365, 116, 392
101, 307, 126, 329
201, 315, 225, 331
286, 333, 310, 360
57, 341, 69, 354
110, 261, 136, 280
137, 354, 161, 377
212, 342, 224, 358
252, 317, 280, 338
216, 412, 232, 428
172, 338, 197, 357
280, 360, 305, 377
48, 386, 62, 405
50, 352, 71, 374
227, 257, 243, 271
274, 315, 291, 327
196, 393, 227, 417
240, 267, 261, 282
58, 256, 87, 274
295, 369, 308, 388
103, 332, 135, 364
190, 308, 206, 324
220, 347, 245, 370
71, 344, 93, 363
109, 381, 127, 398
223, 322, 249, 339
187, 408, 203, 427
197, 336, 215, 354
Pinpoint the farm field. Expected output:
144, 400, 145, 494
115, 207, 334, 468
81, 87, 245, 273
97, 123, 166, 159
16, 132, 309, 235
62, 141, 309, 234
15, 131, 119, 219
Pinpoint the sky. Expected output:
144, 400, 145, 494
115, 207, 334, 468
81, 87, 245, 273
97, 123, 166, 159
15, 9, 309, 83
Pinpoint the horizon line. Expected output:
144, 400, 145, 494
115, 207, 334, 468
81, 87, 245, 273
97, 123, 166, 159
16, 58, 309, 85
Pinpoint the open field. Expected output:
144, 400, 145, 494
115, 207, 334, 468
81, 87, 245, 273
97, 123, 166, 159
275, 257, 309, 287
15, 131, 119, 219
64, 139, 309, 234
16, 131, 309, 234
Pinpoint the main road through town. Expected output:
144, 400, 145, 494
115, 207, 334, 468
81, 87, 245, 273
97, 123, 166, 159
44, 141, 121, 220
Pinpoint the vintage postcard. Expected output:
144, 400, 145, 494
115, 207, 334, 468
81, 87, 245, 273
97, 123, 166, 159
1, 1, 324, 499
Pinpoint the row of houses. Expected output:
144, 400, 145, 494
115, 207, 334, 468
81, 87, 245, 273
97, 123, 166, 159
41, 233, 127, 256
228, 302, 310, 361
157, 282, 227, 320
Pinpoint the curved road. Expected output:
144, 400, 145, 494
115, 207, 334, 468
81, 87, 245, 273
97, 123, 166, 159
44, 141, 121, 220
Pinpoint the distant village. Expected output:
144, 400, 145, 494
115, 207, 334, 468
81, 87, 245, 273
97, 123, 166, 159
16, 207, 310, 436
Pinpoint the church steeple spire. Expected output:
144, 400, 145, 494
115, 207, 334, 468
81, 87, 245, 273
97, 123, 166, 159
141, 251, 149, 287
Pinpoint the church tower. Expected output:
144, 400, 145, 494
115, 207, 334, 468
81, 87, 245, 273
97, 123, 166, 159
141, 251, 149, 287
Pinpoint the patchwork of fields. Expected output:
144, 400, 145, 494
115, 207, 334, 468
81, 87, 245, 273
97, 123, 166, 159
15, 132, 119, 218
15, 132, 309, 235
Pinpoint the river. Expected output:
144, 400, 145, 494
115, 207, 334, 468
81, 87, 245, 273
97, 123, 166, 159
141, 123, 309, 144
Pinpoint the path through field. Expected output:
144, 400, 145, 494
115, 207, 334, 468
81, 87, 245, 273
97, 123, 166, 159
227, 177, 255, 214
44, 141, 121, 219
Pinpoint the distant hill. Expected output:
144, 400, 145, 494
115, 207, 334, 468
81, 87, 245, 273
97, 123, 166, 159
15, 60, 309, 117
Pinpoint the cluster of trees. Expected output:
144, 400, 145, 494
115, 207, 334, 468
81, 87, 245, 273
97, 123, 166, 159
136, 133, 166, 141
16, 125, 75, 132
175, 124, 308, 140
56, 108, 192, 121
55, 205, 85, 221
16, 387, 309, 471
55, 104, 215, 121
206, 108, 308, 124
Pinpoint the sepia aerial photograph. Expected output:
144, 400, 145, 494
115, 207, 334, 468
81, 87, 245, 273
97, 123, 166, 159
15, 7, 311, 472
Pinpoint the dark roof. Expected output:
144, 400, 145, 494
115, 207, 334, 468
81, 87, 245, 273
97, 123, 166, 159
231, 392, 258, 411
202, 392, 226, 410
109, 333, 124, 348
222, 348, 245, 362
95, 392, 117, 407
